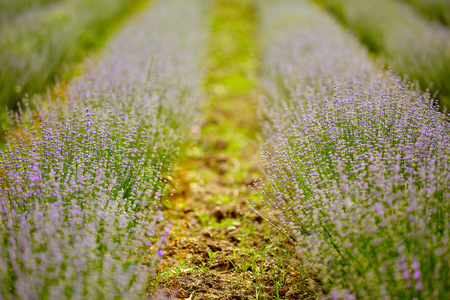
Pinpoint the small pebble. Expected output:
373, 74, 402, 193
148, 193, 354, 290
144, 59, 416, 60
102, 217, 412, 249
227, 225, 237, 232
232, 221, 241, 227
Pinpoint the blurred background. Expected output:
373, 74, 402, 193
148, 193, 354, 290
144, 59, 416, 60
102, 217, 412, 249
313, 0, 450, 109
0, 0, 148, 114
0, 0, 449, 116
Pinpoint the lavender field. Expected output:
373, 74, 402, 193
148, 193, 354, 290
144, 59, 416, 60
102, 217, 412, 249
256, 0, 449, 298
1, 0, 206, 298
0, 0, 449, 299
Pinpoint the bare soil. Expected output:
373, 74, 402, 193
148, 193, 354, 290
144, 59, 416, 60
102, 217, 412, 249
147, 99, 318, 299
148, 1, 318, 298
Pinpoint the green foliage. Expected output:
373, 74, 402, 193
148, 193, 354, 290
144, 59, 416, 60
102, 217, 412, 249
400, 0, 450, 26
314, 0, 450, 109
0, 0, 63, 23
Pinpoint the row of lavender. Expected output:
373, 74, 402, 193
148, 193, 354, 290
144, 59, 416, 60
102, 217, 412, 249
0, 0, 206, 298
256, 0, 449, 298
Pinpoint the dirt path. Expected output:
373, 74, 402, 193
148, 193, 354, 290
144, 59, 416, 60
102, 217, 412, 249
148, 1, 317, 299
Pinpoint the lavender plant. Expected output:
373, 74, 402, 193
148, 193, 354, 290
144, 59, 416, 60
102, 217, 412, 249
256, 0, 450, 298
33, 0, 207, 161
0, 114, 169, 299
0, 0, 207, 298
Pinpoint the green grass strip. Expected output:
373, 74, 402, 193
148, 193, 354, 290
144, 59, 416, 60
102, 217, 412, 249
204, 0, 260, 161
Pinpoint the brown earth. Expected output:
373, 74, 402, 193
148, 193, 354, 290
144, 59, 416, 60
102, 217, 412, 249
146, 95, 319, 299
147, 0, 318, 298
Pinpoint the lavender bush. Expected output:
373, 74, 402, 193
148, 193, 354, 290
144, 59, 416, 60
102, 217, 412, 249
0, 114, 169, 299
256, 0, 450, 298
32, 0, 207, 161
1, 0, 206, 298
